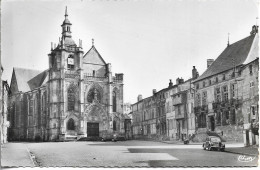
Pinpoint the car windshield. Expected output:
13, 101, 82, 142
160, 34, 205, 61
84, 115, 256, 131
211, 137, 221, 142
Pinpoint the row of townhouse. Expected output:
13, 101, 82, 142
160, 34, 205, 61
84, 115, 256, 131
131, 25, 259, 146
131, 68, 198, 141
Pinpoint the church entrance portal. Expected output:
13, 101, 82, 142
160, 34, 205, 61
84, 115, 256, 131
87, 123, 99, 137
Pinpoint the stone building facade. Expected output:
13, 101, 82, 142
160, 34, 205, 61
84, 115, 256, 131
165, 67, 197, 141
193, 25, 259, 144
132, 87, 168, 140
1, 81, 9, 144
132, 73, 198, 141
8, 8, 126, 141
240, 58, 259, 146
131, 95, 144, 138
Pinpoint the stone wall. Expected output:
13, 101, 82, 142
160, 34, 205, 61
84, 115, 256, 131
215, 125, 243, 142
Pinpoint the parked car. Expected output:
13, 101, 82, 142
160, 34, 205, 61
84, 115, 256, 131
202, 136, 225, 151
101, 133, 126, 142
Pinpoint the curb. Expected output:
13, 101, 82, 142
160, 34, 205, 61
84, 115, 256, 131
224, 150, 258, 157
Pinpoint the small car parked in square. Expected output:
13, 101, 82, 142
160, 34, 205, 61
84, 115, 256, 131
202, 136, 225, 151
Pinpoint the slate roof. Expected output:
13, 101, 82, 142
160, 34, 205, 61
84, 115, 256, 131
194, 34, 257, 82
62, 18, 72, 25
83, 45, 106, 65
13, 67, 48, 92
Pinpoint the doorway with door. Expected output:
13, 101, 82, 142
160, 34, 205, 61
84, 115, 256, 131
210, 116, 215, 131
87, 123, 99, 137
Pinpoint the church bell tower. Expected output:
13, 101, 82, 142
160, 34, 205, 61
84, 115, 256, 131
47, 7, 84, 141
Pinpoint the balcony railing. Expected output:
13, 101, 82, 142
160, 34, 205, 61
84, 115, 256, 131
172, 94, 184, 105
84, 74, 108, 82
212, 98, 241, 111
65, 71, 80, 79
194, 105, 208, 114
113, 77, 123, 83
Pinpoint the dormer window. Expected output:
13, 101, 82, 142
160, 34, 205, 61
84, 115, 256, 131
67, 54, 74, 70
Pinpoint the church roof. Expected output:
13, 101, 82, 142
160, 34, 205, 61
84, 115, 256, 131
194, 33, 257, 82
12, 67, 48, 92
83, 45, 106, 65
62, 18, 72, 25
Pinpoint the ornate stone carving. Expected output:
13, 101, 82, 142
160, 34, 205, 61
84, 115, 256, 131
85, 103, 108, 122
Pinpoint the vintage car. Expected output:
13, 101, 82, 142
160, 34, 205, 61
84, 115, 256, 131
202, 136, 225, 151
101, 133, 126, 142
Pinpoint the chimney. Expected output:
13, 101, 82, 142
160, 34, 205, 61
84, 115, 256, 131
192, 66, 197, 79
169, 79, 173, 87
207, 59, 214, 68
179, 77, 184, 84
176, 77, 184, 85
153, 89, 157, 95
176, 77, 180, 85
137, 95, 142, 102
250, 25, 259, 35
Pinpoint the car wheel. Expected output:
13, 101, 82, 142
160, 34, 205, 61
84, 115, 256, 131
220, 148, 225, 152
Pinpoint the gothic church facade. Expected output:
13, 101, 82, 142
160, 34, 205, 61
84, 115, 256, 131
8, 8, 125, 141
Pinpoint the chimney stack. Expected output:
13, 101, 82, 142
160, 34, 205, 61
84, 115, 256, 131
137, 95, 143, 102
176, 77, 184, 85
169, 79, 173, 87
192, 66, 197, 79
153, 89, 157, 95
250, 25, 259, 35
207, 59, 214, 68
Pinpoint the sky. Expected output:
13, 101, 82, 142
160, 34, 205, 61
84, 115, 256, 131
1, 0, 259, 104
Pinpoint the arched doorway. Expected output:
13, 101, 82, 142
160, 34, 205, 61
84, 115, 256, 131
85, 104, 107, 137
67, 118, 75, 130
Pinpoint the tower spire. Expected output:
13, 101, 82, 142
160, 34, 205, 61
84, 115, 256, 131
61, 6, 72, 38
65, 6, 68, 18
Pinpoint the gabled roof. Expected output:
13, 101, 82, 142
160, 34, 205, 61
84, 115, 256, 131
12, 67, 48, 92
27, 70, 48, 90
83, 45, 106, 65
195, 34, 257, 82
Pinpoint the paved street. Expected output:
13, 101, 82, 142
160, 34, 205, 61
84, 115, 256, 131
1, 140, 258, 167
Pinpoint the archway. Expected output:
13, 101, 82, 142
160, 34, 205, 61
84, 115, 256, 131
67, 118, 75, 130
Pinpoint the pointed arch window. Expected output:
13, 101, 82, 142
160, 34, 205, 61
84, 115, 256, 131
67, 55, 74, 70
67, 118, 75, 130
87, 88, 101, 103
113, 91, 117, 112
68, 86, 76, 111
113, 120, 117, 131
